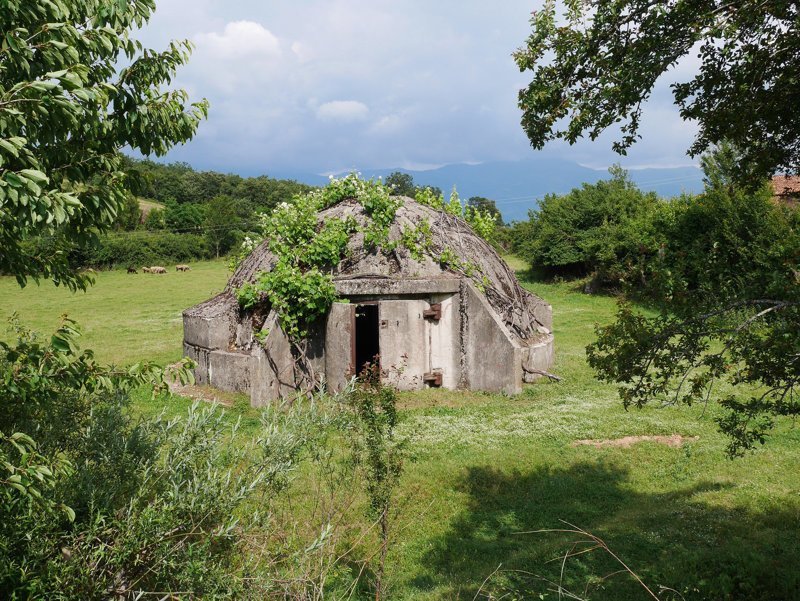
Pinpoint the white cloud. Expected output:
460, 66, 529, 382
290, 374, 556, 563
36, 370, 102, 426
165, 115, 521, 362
316, 100, 370, 122
138, 0, 698, 174
291, 41, 315, 63
368, 114, 404, 135
195, 21, 281, 60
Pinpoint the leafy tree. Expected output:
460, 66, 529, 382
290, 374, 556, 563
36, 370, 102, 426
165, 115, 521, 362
0, 0, 208, 290
515, 0, 800, 183
113, 193, 142, 231
587, 147, 800, 456
143, 207, 165, 231
385, 171, 416, 197
467, 196, 504, 226
513, 166, 662, 284
385, 171, 443, 200
163, 199, 205, 232
205, 194, 247, 258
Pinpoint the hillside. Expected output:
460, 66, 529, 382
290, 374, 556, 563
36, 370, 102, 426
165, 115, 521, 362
269, 158, 705, 222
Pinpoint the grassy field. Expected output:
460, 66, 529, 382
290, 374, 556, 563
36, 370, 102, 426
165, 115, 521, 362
0, 261, 229, 365
2, 259, 799, 599
137, 197, 165, 216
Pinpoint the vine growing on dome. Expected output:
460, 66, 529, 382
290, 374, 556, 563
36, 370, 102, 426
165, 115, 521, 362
234, 173, 497, 342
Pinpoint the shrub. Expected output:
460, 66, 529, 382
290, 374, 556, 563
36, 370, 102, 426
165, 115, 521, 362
512, 166, 663, 286
85, 231, 211, 268
0, 317, 406, 599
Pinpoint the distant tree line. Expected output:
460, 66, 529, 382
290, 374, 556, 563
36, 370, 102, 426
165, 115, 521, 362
122, 156, 313, 209
15, 158, 316, 271
509, 155, 799, 299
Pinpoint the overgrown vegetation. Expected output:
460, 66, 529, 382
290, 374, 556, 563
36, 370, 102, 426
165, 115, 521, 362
511, 166, 662, 288
348, 366, 406, 600
0, 0, 207, 290
512, 148, 800, 455
587, 148, 800, 456
236, 174, 498, 342
0, 315, 411, 598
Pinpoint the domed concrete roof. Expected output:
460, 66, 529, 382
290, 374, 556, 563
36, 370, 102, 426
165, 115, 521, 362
226, 196, 550, 343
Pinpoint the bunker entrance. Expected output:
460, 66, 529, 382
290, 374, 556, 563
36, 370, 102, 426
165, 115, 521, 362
354, 303, 380, 377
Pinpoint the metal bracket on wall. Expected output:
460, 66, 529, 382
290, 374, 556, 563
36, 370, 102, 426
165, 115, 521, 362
423, 303, 442, 321
423, 371, 443, 387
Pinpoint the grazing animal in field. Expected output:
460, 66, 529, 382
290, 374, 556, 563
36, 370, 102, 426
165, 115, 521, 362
142, 267, 152, 274
151, 266, 167, 274
176, 264, 190, 272
127, 266, 137, 274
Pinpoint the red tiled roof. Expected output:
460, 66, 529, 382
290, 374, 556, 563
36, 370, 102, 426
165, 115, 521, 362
772, 175, 800, 199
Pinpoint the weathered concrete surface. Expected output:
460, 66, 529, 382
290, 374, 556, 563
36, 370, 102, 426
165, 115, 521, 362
208, 350, 251, 393
461, 281, 523, 395
335, 277, 460, 296
428, 292, 461, 389
250, 312, 298, 407
379, 300, 428, 390
532, 302, 553, 332
522, 334, 556, 383
183, 293, 238, 351
183, 343, 209, 386
325, 302, 354, 394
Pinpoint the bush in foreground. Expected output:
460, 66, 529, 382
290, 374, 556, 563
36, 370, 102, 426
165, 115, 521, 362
1, 318, 405, 599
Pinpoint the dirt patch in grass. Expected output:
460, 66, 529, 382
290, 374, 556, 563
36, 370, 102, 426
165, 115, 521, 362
572, 434, 699, 449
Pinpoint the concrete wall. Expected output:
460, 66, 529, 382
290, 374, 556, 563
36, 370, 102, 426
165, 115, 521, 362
208, 350, 251, 393
183, 343, 209, 386
428, 293, 460, 389
250, 312, 300, 407
184, 278, 550, 403
522, 334, 556, 383
183, 294, 238, 352
379, 299, 428, 390
325, 302, 354, 394
461, 281, 523, 395
183, 293, 241, 388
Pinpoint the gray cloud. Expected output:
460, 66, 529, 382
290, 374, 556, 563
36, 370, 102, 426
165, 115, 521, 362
135, 0, 700, 175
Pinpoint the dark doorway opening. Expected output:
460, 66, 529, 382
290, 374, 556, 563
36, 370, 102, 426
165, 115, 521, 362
354, 303, 380, 377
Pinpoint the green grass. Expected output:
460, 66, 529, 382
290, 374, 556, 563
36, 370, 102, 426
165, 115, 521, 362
137, 197, 165, 214
0, 261, 229, 365
3, 259, 799, 599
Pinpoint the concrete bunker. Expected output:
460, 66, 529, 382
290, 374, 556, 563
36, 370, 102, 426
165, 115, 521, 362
183, 195, 555, 406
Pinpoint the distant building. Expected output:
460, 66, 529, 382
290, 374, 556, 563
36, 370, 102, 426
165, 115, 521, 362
772, 175, 800, 205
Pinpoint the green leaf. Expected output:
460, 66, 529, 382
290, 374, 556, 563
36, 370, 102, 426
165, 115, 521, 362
19, 169, 48, 184
0, 139, 20, 157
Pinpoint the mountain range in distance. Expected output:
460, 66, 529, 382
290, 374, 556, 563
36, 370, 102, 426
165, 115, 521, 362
271, 157, 704, 223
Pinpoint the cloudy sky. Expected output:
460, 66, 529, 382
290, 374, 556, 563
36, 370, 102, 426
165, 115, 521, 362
137, 0, 699, 175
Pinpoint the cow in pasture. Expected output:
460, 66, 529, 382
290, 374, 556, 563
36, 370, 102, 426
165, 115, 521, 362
176, 264, 191, 272
151, 266, 167, 274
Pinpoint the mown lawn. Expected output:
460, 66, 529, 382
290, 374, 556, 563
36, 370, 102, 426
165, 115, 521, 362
2, 259, 799, 600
